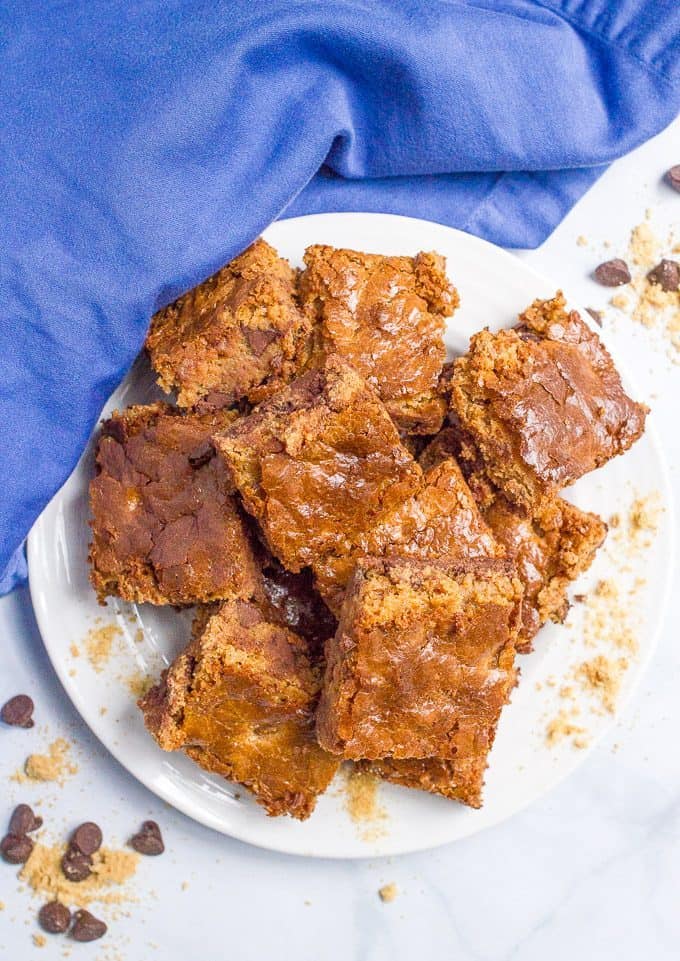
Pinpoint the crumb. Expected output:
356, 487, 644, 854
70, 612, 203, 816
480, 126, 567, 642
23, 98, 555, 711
545, 712, 589, 749
21, 844, 139, 907
135, 629, 144, 644
69, 644, 80, 658
576, 655, 629, 713
125, 671, 153, 699
0, 900, 5, 910
83, 624, 122, 672
100, 707, 108, 716
181, 882, 189, 892
610, 293, 629, 310
378, 883, 398, 903
576, 235, 588, 247
630, 222, 659, 267
33, 933, 46, 948
13, 739, 77, 784
344, 767, 387, 841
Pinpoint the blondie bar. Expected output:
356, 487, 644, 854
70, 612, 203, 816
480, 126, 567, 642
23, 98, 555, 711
140, 599, 339, 819
89, 403, 259, 605
450, 292, 647, 507
316, 558, 522, 762
299, 246, 458, 434
146, 240, 311, 409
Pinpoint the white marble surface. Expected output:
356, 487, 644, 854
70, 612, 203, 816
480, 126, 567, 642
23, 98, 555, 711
1, 117, 679, 961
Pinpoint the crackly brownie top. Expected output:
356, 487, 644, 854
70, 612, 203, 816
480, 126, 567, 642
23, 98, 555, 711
316, 557, 522, 761
312, 457, 502, 614
89, 403, 259, 605
146, 239, 311, 409
299, 246, 458, 433
214, 355, 423, 571
140, 598, 339, 819
450, 292, 647, 505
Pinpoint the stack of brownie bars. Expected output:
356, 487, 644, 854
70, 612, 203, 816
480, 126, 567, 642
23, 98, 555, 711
88, 239, 648, 819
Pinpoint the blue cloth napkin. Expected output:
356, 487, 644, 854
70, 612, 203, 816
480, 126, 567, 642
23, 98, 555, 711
2, 0, 680, 592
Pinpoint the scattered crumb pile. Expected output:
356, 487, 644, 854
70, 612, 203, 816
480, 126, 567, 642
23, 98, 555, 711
343, 767, 388, 841
378, 883, 398, 903
20, 844, 139, 908
12, 739, 77, 785
83, 623, 122, 672
125, 671, 154, 699
545, 492, 662, 747
609, 218, 680, 361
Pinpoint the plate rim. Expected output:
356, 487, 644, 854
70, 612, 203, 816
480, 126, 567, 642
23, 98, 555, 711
27, 211, 677, 859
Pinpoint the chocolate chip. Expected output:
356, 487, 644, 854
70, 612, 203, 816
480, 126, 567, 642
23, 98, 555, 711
665, 165, 680, 193
38, 901, 71, 935
71, 909, 107, 942
244, 327, 279, 356
1, 694, 34, 728
130, 820, 164, 856
593, 259, 631, 287
8, 804, 43, 836
585, 307, 603, 327
61, 848, 93, 882
70, 822, 102, 857
647, 259, 680, 292
188, 440, 215, 469
1, 833, 34, 864
101, 417, 127, 445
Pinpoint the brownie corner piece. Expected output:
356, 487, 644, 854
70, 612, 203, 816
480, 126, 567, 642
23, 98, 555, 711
316, 556, 522, 762
88, 403, 259, 606
450, 291, 648, 506
145, 238, 310, 409
299, 245, 457, 434
139, 599, 339, 819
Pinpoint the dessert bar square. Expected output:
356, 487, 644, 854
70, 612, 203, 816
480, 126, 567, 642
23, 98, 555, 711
213, 355, 423, 571
139, 599, 339, 820
299, 246, 458, 434
449, 292, 647, 507
316, 557, 522, 762
312, 457, 502, 614
146, 239, 311, 409
424, 427, 607, 652
89, 403, 259, 605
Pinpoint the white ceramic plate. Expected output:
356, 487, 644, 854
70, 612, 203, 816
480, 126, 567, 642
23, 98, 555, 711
28, 213, 674, 858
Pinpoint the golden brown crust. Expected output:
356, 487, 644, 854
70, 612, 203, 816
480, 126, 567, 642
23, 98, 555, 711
449, 292, 648, 507
422, 426, 607, 651
146, 240, 312, 409
214, 355, 423, 571
363, 756, 487, 809
88, 403, 259, 606
139, 598, 339, 820
299, 246, 457, 434
316, 558, 523, 799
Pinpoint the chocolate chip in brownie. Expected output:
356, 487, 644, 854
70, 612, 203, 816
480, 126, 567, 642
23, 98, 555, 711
38, 901, 71, 935
70, 822, 103, 857
8, 804, 43, 836
61, 848, 93, 882
647, 259, 680, 292
243, 327, 279, 357
1, 833, 34, 864
666, 165, 680, 193
71, 909, 107, 942
1, 694, 35, 728
593, 259, 631, 287
187, 440, 215, 469
130, 820, 164, 856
